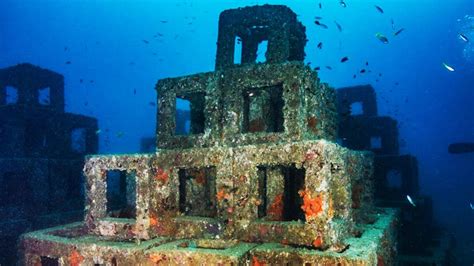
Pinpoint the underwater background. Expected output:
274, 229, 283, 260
1, 0, 473, 264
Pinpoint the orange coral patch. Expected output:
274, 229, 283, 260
252, 256, 266, 266
150, 215, 158, 227
312, 236, 323, 248
267, 194, 284, 220
216, 189, 227, 201
149, 254, 165, 264
69, 250, 84, 266
154, 168, 169, 183
299, 190, 323, 220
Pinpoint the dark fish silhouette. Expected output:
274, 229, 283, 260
448, 143, 474, 154
317, 42, 323, 49
394, 28, 405, 36
142, 40, 149, 44
340, 1, 347, 8
315, 16, 323, 20
319, 3, 322, 9
375, 5, 384, 13
315, 20, 328, 29
65, 61, 71, 64
314, 66, 321, 70
375, 33, 389, 43
365, 61, 369, 66
335, 21, 343, 32
360, 69, 366, 73
160, 20, 168, 23
340, 56, 349, 63
326, 66, 333, 70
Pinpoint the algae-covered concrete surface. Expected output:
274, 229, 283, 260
19, 4, 399, 266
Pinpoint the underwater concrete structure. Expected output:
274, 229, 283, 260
20, 5, 399, 265
0, 63, 98, 265
336, 85, 455, 265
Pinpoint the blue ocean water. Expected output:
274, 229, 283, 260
1, 0, 473, 263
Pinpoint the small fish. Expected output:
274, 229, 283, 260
442, 62, 455, 72
378, 73, 382, 77
353, 74, 356, 79
149, 101, 157, 106
406, 195, 416, 207
314, 16, 323, 20
394, 28, 405, 36
375, 5, 384, 13
391, 18, 395, 29
375, 32, 389, 44
142, 40, 149, 44
360, 69, 366, 73
335, 21, 343, 32
365, 61, 369, 66
339, 1, 347, 8
95, 129, 101, 135
470, 203, 474, 210
65, 61, 71, 64
326, 66, 332, 70
459, 33, 469, 42
90, 80, 94, 83
160, 20, 168, 23
315, 20, 328, 29
319, 3, 322, 9
134, 88, 137, 95
314, 66, 321, 70
79, 79, 83, 83
116, 132, 124, 138
317, 42, 323, 49
340, 56, 349, 63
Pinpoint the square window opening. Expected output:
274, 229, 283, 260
234, 36, 243, 64
350, 102, 363, 115
178, 167, 217, 217
386, 169, 402, 189
243, 84, 284, 133
71, 128, 87, 153
106, 170, 136, 219
38, 87, 51, 105
25, 124, 47, 154
256, 40, 268, 63
370, 136, 382, 149
40, 256, 59, 266
4, 85, 19, 105
257, 165, 305, 222
175, 92, 205, 135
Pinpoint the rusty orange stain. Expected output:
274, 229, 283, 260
194, 170, 206, 185
150, 215, 158, 227
69, 249, 84, 266
216, 189, 227, 201
154, 168, 169, 183
252, 256, 266, 266
267, 194, 284, 220
149, 253, 165, 264
312, 236, 323, 248
299, 190, 323, 220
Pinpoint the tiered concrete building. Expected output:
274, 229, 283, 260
20, 5, 398, 265
0, 63, 98, 265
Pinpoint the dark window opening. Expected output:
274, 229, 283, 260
71, 128, 87, 153
350, 102, 363, 115
243, 84, 284, 133
257, 165, 305, 221
256, 40, 268, 63
386, 169, 402, 189
283, 165, 305, 221
106, 170, 136, 219
4, 85, 19, 104
370, 136, 382, 149
257, 166, 268, 218
38, 87, 51, 105
175, 92, 205, 135
178, 167, 217, 217
40, 256, 59, 266
234, 36, 243, 64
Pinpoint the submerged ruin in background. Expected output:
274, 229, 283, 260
0, 63, 98, 265
19, 5, 453, 265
